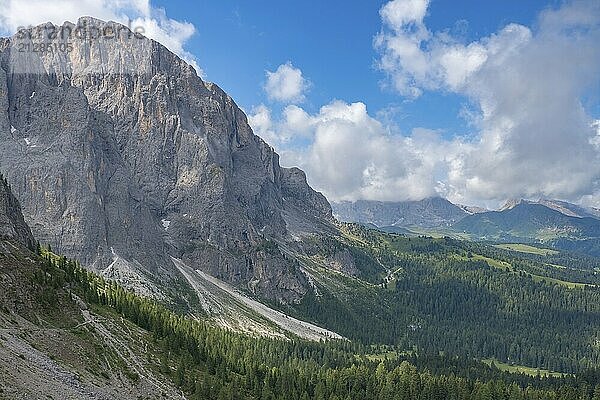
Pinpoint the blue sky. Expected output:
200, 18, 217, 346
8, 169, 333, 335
1, 0, 599, 207
153, 0, 559, 137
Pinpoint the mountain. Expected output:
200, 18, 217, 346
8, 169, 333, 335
0, 18, 334, 304
453, 199, 600, 256
499, 198, 600, 219
0, 173, 34, 249
499, 198, 523, 211
2, 140, 600, 399
537, 199, 600, 219
0, 171, 187, 398
331, 197, 468, 229
454, 201, 600, 241
0, 173, 337, 398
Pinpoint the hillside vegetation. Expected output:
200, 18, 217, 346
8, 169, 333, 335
283, 225, 600, 374
3, 238, 600, 399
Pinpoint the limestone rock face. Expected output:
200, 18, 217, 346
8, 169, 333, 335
332, 197, 467, 229
0, 18, 333, 303
326, 249, 359, 277
0, 173, 35, 249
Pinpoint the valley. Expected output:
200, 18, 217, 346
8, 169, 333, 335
3, 161, 600, 398
0, 10, 599, 400
337, 197, 600, 258
3, 232, 600, 399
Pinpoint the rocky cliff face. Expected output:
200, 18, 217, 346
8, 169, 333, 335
332, 197, 467, 229
0, 173, 34, 249
0, 18, 333, 303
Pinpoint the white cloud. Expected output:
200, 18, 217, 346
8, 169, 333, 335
0, 0, 202, 75
372, 0, 600, 205
250, 1, 600, 207
437, 42, 487, 90
250, 100, 466, 202
247, 104, 277, 145
380, 0, 429, 29
374, 0, 505, 96
249, 103, 314, 148
264, 62, 309, 103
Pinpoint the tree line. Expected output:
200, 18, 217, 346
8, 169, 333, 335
33, 246, 600, 399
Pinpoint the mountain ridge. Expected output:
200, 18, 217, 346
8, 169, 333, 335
333, 195, 600, 257
0, 18, 335, 304
454, 202, 600, 240
331, 196, 468, 229
498, 198, 600, 219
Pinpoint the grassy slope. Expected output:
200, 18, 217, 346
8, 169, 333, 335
455, 252, 591, 288
0, 240, 183, 399
495, 243, 559, 255
482, 359, 566, 378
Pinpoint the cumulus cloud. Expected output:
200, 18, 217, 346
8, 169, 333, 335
445, 1, 600, 204
247, 104, 278, 145
248, 103, 314, 148
0, 0, 202, 75
264, 62, 310, 103
251, 1, 600, 207
374, 0, 600, 205
250, 100, 466, 202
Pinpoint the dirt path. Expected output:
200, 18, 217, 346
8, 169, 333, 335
0, 329, 112, 399
80, 308, 186, 399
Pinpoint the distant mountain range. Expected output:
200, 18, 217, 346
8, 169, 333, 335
333, 197, 600, 256
332, 197, 470, 229
455, 201, 600, 240
455, 200, 600, 256
500, 198, 600, 219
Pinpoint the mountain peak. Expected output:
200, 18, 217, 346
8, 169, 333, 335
9, 17, 198, 80
331, 197, 467, 229
498, 198, 600, 219
0, 18, 333, 303
499, 198, 532, 211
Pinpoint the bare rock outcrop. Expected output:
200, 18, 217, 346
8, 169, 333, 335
0, 18, 334, 303
0, 173, 34, 249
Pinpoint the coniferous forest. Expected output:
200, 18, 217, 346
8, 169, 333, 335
32, 237, 600, 400
289, 226, 600, 374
